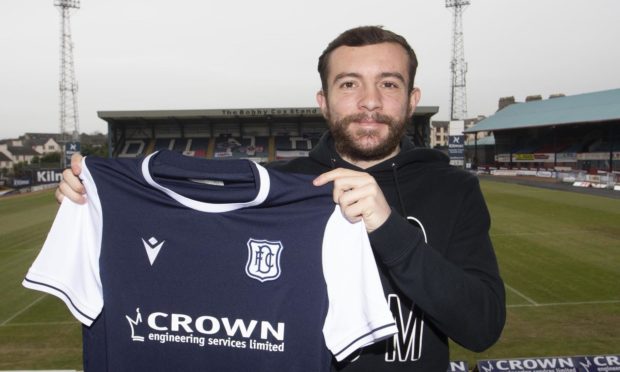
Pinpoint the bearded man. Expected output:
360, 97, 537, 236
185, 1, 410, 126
57, 26, 506, 371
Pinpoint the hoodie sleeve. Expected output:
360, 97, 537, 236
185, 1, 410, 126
368, 175, 506, 352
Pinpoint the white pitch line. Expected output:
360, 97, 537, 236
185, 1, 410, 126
1, 320, 78, 327
508, 299, 620, 308
490, 230, 597, 237
504, 284, 538, 306
1, 294, 46, 326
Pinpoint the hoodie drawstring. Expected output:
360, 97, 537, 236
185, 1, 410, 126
391, 162, 408, 217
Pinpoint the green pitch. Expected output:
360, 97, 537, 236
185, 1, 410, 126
1, 181, 619, 369
0, 190, 82, 370
451, 180, 620, 366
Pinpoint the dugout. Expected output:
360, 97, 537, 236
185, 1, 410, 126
98, 106, 439, 162
464, 88, 620, 173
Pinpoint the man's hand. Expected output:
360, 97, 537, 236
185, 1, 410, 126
313, 168, 391, 233
55, 153, 85, 204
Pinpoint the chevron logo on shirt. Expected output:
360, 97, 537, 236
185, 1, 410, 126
142, 237, 165, 266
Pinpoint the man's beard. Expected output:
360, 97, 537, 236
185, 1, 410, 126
328, 111, 408, 163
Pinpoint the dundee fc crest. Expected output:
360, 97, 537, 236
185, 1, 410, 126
246, 239, 283, 282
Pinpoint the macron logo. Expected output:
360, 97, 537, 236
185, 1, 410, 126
142, 237, 165, 266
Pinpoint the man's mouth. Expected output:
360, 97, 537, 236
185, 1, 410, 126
358, 117, 383, 124
350, 114, 389, 126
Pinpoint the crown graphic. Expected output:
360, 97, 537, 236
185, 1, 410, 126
579, 357, 593, 372
126, 307, 144, 342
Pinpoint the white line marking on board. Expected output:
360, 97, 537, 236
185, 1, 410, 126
1, 295, 46, 326
504, 284, 539, 306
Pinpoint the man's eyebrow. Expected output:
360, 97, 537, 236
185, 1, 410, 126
332, 72, 407, 84
332, 72, 362, 84
380, 72, 406, 83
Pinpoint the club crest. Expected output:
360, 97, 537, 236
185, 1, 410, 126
245, 239, 283, 282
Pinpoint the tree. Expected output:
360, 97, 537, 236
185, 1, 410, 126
12, 161, 28, 178
41, 152, 61, 164
80, 144, 108, 158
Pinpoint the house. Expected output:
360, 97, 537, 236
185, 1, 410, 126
0, 152, 12, 170
22, 133, 62, 155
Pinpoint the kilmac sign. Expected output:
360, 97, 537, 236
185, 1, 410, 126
12, 169, 64, 188
476, 355, 620, 372
35, 169, 63, 184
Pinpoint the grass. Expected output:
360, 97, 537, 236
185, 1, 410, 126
450, 180, 620, 367
1, 181, 619, 369
0, 190, 83, 370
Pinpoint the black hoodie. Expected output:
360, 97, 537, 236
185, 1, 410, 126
270, 132, 506, 371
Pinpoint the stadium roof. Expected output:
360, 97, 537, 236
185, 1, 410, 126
464, 88, 620, 133
465, 134, 495, 146
98, 106, 440, 121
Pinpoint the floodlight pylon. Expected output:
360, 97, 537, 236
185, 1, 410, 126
446, 0, 469, 121
55, 0, 80, 141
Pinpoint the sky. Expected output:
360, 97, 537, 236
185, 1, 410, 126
1, 0, 619, 139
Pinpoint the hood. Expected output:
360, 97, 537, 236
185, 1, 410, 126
308, 131, 451, 217
309, 131, 450, 173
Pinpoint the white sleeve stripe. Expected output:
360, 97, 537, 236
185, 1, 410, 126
22, 277, 96, 326
332, 323, 398, 359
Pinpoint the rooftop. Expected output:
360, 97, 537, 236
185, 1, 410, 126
465, 88, 620, 133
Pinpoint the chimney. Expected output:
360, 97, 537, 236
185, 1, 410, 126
498, 96, 516, 111
525, 95, 543, 102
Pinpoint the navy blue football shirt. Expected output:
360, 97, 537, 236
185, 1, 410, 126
24, 150, 396, 372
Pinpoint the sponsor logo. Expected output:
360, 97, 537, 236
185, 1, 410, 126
142, 237, 165, 266
580, 357, 594, 372
579, 355, 620, 371
478, 355, 620, 371
125, 307, 145, 342
12, 178, 31, 187
125, 307, 285, 353
480, 361, 494, 372
36, 169, 63, 184
488, 357, 575, 370
449, 361, 469, 372
246, 239, 283, 282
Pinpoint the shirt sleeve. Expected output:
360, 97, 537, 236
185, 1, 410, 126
321, 205, 397, 362
22, 158, 104, 326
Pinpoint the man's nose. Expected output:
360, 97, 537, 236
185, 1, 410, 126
358, 85, 382, 111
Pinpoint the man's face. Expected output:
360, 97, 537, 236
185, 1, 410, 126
317, 42, 420, 164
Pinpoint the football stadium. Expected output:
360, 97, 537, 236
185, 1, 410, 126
2, 0, 620, 367
1, 89, 619, 371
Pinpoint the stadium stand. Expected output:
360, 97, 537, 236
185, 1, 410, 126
188, 137, 210, 157
118, 140, 145, 158
97, 106, 439, 163
466, 88, 620, 174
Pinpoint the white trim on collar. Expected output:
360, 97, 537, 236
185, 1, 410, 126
141, 152, 270, 213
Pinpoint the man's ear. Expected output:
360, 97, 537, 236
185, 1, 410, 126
408, 88, 421, 118
316, 90, 329, 119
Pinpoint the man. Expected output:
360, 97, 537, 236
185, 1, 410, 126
57, 26, 505, 371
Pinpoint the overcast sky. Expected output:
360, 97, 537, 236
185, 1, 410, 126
1, 0, 618, 139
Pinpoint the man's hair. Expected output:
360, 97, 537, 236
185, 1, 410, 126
318, 26, 418, 96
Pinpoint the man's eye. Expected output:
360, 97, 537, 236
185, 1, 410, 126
381, 81, 399, 89
340, 81, 356, 89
